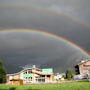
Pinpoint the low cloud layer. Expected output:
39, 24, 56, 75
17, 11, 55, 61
0, 0, 90, 73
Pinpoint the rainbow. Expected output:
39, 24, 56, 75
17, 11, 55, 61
0, 28, 89, 57
0, 3, 90, 29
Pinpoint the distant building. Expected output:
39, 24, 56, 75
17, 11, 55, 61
75, 59, 90, 77
6, 65, 53, 84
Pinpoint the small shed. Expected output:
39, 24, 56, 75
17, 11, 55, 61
9, 79, 23, 85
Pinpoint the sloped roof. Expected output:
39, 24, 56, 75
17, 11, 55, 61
76, 59, 90, 66
7, 67, 53, 76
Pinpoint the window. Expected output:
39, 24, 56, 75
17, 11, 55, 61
28, 70, 32, 73
35, 77, 45, 83
24, 71, 27, 74
83, 70, 89, 73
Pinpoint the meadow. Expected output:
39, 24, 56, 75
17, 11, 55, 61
0, 82, 90, 90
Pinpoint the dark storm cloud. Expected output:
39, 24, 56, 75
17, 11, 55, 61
0, 0, 90, 73
0, 32, 89, 73
0, 3, 90, 52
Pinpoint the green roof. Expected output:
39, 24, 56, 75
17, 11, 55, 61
42, 68, 53, 74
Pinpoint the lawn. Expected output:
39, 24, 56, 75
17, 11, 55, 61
0, 82, 90, 90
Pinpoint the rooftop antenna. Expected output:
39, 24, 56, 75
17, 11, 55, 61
33, 65, 36, 68
20, 64, 33, 69
20, 64, 40, 69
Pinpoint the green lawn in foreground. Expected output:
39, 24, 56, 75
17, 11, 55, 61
0, 82, 90, 90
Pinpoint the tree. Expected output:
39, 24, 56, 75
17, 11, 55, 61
66, 68, 73, 80
0, 57, 6, 83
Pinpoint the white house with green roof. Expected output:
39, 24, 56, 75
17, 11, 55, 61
7, 65, 53, 84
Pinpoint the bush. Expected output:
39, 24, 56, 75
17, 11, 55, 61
9, 87, 16, 90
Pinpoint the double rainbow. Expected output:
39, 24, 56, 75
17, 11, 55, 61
0, 3, 90, 29
0, 28, 89, 57
0, 3, 89, 57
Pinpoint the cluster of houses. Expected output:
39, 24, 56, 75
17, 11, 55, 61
6, 59, 90, 85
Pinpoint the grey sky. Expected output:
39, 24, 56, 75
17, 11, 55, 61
0, 31, 89, 73
0, 0, 90, 73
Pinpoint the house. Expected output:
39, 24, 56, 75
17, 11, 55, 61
9, 79, 23, 85
75, 59, 90, 78
7, 65, 53, 84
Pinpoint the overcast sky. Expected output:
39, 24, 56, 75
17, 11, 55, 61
0, 0, 90, 73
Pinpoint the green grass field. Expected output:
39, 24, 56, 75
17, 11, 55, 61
0, 82, 90, 90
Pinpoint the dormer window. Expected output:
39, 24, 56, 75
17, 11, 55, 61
24, 71, 27, 74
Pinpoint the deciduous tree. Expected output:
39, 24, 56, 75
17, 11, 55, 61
66, 68, 73, 80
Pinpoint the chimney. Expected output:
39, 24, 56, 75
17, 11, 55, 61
81, 60, 85, 63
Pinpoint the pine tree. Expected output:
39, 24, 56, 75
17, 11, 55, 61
0, 57, 6, 83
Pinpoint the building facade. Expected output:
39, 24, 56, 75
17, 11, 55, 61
7, 65, 53, 84
75, 60, 90, 77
